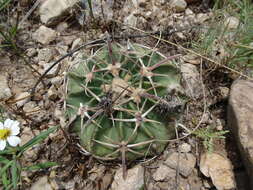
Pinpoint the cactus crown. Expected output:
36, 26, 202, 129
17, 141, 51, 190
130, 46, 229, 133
66, 41, 182, 161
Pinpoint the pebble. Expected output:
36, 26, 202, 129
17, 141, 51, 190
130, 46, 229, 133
164, 152, 196, 177
14, 92, 31, 108
39, 0, 79, 25
169, 0, 187, 12
200, 153, 236, 190
37, 48, 55, 62
0, 74, 12, 101
153, 164, 176, 181
181, 63, 203, 99
111, 165, 144, 190
224, 16, 239, 29
33, 26, 57, 45
30, 176, 52, 190
179, 143, 192, 153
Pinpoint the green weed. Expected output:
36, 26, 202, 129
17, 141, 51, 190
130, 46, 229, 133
193, 0, 253, 75
193, 126, 229, 153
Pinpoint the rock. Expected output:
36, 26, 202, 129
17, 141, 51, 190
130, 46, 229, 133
26, 48, 37, 57
48, 86, 58, 100
153, 164, 176, 181
0, 74, 12, 100
39, 0, 79, 25
55, 45, 68, 55
56, 22, 68, 32
30, 176, 52, 190
181, 63, 203, 99
124, 13, 138, 28
182, 54, 201, 65
20, 0, 30, 7
175, 32, 186, 39
169, 0, 187, 12
111, 165, 144, 190
33, 26, 57, 45
179, 143, 191, 153
196, 13, 210, 23
39, 61, 60, 77
200, 153, 236, 190
77, 0, 114, 26
225, 16, 239, 29
219, 87, 230, 99
20, 127, 41, 161
89, 0, 114, 21
20, 127, 40, 146
50, 76, 63, 88
37, 48, 55, 62
164, 152, 196, 177
14, 92, 31, 108
228, 80, 253, 188
71, 38, 83, 50
152, 168, 203, 190
23, 101, 39, 113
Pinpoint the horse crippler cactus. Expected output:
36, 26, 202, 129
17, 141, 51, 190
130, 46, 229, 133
65, 41, 183, 162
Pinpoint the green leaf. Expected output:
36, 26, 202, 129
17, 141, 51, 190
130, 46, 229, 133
2, 170, 11, 189
0, 0, 11, 12
11, 160, 19, 189
0, 160, 13, 176
23, 162, 58, 171
0, 156, 10, 164
18, 126, 58, 156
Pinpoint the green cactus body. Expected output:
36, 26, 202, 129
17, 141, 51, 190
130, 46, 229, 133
66, 42, 182, 161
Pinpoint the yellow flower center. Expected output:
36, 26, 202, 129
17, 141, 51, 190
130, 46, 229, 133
0, 129, 11, 140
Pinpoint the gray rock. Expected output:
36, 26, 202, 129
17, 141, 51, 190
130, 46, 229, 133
33, 26, 57, 45
164, 152, 196, 177
228, 80, 253, 188
224, 16, 239, 29
169, 0, 187, 12
111, 165, 144, 190
181, 63, 203, 99
153, 164, 176, 181
23, 101, 38, 113
0, 74, 12, 100
124, 13, 138, 28
39, 61, 60, 77
77, 0, 114, 26
219, 87, 230, 99
200, 153, 236, 190
179, 143, 191, 153
14, 92, 31, 108
37, 48, 55, 62
39, 0, 79, 25
30, 176, 52, 190
26, 48, 37, 57
71, 38, 83, 51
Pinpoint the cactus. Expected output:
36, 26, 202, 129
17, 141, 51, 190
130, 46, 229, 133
65, 41, 183, 161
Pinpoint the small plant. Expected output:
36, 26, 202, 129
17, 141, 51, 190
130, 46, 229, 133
193, 0, 253, 75
65, 41, 183, 164
0, 110, 58, 189
193, 126, 229, 152
0, 0, 20, 52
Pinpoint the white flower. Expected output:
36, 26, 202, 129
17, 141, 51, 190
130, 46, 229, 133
0, 119, 21, 150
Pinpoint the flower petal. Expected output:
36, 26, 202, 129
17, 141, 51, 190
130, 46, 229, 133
0, 140, 6, 150
0, 122, 3, 129
10, 122, 20, 135
7, 136, 21, 147
4, 119, 14, 128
